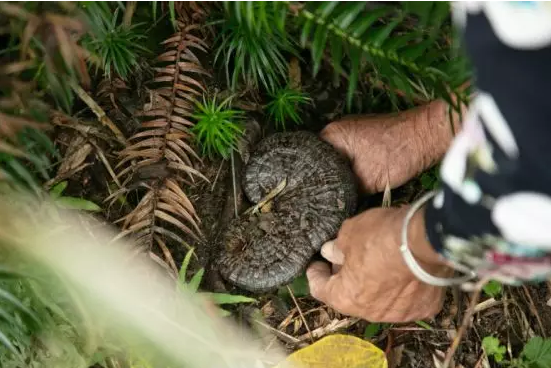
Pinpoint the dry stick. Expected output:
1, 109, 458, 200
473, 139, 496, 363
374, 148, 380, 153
211, 160, 225, 192
92, 141, 122, 189
286, 286, 314, 343
70, 82, 127, 145
254, 320, 301, 345
244, 179, 287, 216
522, 285, 546, 338
442, 277, 491, 368
122, 1, 137, 28
296, 317, 360, 342
230, 151, 238, 217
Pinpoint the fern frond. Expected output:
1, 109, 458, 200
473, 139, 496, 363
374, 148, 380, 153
116, 20, 209, 253
297, 1, 472, 109
115, 177, 202, 249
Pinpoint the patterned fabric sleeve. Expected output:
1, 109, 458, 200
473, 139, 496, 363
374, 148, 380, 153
424, 2, 551, 284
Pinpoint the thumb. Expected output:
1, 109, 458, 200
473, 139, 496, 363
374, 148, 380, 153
306, 261, 353, 315
320, 240, 345, 265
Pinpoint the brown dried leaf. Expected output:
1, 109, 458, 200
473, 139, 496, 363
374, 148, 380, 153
128, 128, 167, 140
154, 235, 179, 275
139, 109, 169, 117
177, 62, 209, 76
141, 119, 169, 128
166, 141, 192, 165
174, 83, 202, 96
120, 148, 162, 160
0, 141, 28, 157
167, 162, 208, 182
161, 34, 181, 45
154, 209, 200, 241
169, 115, 194, 126
1, 61, 35, 75
173, 107, 194, 117
57, 138, 93, 178
178, 74, 204, 91
121, 138, 164, 153
157, 202, 201, 235
165, 178, 196, 214
152, 225, 187, 245
0, 112, 46, 137
154, 75, 176, 83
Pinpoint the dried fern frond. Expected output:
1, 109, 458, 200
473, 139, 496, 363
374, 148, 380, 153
116, 21, 210, 253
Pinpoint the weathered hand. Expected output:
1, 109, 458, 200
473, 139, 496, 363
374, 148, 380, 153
307, 206, 453, 322
321, 99, 464, 194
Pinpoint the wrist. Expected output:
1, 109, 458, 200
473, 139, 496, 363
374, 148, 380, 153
406, 204, 449, 270
412, 99, 467, 170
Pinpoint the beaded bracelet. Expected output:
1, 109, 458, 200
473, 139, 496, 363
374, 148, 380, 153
400, 191, 477, 287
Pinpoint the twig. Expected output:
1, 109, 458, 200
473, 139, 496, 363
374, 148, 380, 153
296, 317, 360, 342
442, 277, 491, 368
277, 307, 297, 330
473, 298, 502, 314
254, 320, 301, 345
390, 327, 456, 332
286, 286, 314, 343
211, 160, 225, 192
244, 179, 287, 216
522, 285, 546, 338
92, 142, 122, 189
70, 81, 127, 145
230, 151, 238, 217
122, 1, 137, 28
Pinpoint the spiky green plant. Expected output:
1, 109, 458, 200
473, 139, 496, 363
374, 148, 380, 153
192, 96, 245, 160
266, 87, 312, 130
82, 5, 150, 80
225, 1, 472, 111
214, 2, 297, 93
300, 2, 472, 109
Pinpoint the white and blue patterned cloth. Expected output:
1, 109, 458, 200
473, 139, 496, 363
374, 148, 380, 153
425, 2, 551, 284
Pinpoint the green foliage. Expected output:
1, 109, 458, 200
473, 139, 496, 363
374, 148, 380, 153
215, 2, 297, 92
49, 181, 101, 212
0, 273, 40, 357
178, 249, 255, 317
521, 337, 551, 368
82, 5, 150, 80
0, 127, 58, 195
420, 166, 440, 190
363, 323, 382, 339
0, 259, 94, 368
266, 87, 312, 130
192, 96, 245, 160
483, 279, 503, 299
482, 336, 551, 368
415, 320, 433, 330
296, 2, 472, 109
483, 336, 507, 363
278, 273, 310, 300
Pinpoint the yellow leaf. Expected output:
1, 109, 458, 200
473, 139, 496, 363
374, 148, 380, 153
276, 334, 388, 368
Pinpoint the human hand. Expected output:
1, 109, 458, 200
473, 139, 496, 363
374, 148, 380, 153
321, 99, 464, 193
306, 206, 453, 322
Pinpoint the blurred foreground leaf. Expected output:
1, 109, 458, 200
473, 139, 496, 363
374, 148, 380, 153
276, 334, 387, 368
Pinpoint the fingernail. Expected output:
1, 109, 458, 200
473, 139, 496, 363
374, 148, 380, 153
321, 240, 345, 265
